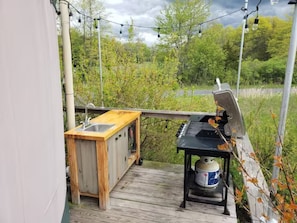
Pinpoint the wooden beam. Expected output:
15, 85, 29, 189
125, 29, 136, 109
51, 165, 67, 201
70, 106, 214, 120
135, 115, 141, 164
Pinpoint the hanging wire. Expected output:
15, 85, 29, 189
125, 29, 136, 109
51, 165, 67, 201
50, 0, 60, 15
244, 0, 262, 31
60, 0, 244, 37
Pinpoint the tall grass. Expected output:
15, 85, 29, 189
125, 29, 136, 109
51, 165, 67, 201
141, 92, 297, 180
239, 93, 297, 179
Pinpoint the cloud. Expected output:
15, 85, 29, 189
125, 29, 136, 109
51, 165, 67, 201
102, 0, 294, 45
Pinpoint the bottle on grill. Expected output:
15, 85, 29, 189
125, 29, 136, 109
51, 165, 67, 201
195, 156, 220, 188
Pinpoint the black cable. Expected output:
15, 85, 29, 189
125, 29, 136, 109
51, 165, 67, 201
59, 0, 243, 32
50, 0, 60, 15
248, 0, 262, 17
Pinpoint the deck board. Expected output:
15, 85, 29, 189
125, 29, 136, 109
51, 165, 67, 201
69, 161, 237, 223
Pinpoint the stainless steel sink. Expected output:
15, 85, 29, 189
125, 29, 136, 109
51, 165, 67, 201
79, 123, 115, 132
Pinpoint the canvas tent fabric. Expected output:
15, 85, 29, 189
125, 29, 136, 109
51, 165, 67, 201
0, 0, 66, 222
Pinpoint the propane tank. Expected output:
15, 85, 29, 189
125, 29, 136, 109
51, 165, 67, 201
195, 156, 220, 188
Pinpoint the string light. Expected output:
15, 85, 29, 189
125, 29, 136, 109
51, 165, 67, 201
93, 18, 98, 29
252, 17, 259, 31
120, 24, 124, 35
244, 23, 249, 33
243, 14, 249, 34
198, 25, 202, 37
67, 1, 73, 17
61, 0, 246, 40
252, 1, 261, 30
247, 0, 262, 31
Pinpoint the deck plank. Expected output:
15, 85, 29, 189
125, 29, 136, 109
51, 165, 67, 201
69, 161, 237, 223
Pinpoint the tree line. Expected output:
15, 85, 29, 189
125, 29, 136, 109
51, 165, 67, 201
59, 0, 294, 107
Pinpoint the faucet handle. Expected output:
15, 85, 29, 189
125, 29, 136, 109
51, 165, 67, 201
87, 117, 91, 123
86, 103, 95, 108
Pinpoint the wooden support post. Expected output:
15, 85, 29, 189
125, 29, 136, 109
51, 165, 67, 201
67, 138, 80, 204
135, 116, 141, 164
96, 140, 110, 210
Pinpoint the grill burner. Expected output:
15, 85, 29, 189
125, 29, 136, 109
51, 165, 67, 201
187, 121, 223, 138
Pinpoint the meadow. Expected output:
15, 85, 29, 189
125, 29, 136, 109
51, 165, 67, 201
141, 90, 297, 182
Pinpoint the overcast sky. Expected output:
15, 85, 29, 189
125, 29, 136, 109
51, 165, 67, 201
101, 0, 294, 45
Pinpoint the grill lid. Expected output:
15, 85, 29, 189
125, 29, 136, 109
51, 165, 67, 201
213, 83, 245, 138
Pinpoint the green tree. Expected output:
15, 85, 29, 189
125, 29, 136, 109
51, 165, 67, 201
155, 0, 209, 81
244, 16, 274, 61
267, 16, 292, 59
241, 58, 261, 85
259, 57, 287, 84
222, 26, 240, 83
182, 24, 227, 85
223, 16, 292, 86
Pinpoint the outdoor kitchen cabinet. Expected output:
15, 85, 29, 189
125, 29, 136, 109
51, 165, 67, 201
64, 110, 141, 210
107, 126, 129, 190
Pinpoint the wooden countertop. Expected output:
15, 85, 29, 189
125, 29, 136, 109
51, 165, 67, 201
64, 110, 141, 141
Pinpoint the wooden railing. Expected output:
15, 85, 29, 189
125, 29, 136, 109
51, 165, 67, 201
72, 106, 271, 222
74, 106, 214, 120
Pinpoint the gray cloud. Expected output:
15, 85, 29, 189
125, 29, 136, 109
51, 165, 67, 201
102, 0, 294, 45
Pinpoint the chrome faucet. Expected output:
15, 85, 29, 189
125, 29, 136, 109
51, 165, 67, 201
83, 103, 95, 129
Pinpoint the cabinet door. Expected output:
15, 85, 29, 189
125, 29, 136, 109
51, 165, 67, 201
107, 135, 117, 190
116, 127, 129, 180
75, 139, 98, 195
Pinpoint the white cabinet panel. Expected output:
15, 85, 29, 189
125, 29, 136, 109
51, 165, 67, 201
107, 134, 117, 190
75, 139, 98, 195
107, 127, 129, 189
116, 127, 128, 180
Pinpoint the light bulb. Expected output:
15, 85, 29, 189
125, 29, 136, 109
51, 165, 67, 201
244, 24, 249, 33
252, 18, 259, 31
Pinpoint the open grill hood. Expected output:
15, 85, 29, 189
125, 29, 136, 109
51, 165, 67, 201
213, 83, 245, 138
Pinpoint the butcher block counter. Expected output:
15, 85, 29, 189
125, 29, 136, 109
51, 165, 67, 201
65, 110, 141, 210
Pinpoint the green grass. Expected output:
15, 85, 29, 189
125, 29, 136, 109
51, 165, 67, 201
239, 94, 297, 177
141, 92, 297, 179
140, 92, 297, 222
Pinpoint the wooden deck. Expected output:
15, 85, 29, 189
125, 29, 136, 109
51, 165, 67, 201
69, 161, 237, 223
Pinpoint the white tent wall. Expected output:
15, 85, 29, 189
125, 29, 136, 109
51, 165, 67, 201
0, 0, 66, 223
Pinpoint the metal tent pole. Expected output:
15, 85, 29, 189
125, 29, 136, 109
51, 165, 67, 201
60, 0, 76, 130
96, 17, 104, 107
236, 0, 248, 99
271, 1, 297, 195
268, 2, 297, 221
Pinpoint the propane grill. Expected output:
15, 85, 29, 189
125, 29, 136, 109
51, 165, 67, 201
176, 82, 245, 215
